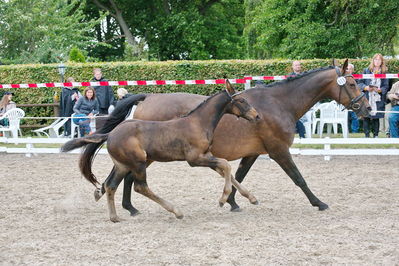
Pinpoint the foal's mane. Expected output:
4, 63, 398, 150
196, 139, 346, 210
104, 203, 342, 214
254, 65, 335, 89
181, 90, 227, 117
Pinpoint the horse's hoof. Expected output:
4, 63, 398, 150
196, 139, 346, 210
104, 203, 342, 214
129, 209, 140, 217
230, 207, 242, 212
318, 202, 329, 211
94, 188, 103, 202
175, 214, 184, 219
219, 202, 225, 207
251, 200, 259, 205
110, 216, 122, 223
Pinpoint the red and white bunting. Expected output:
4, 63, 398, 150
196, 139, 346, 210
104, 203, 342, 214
0, 74, 398, 89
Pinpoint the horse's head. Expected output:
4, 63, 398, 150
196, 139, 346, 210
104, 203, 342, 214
331, 59, 371, 118
225, 80, 260, 122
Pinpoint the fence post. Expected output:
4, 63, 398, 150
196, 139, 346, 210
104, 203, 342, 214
245, 80, 251, 90
324, 137, 331, 161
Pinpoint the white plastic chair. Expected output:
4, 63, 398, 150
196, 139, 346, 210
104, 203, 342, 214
71, 113, 81, 138
313, 101, 349, 138
71, 113, 97, 138
312, 102, 330, 135
0, 108, 25, 138
126, 106, 137, 120
334, 104, 349, 138
302, 110, 313, 138
32, 117, 69, 138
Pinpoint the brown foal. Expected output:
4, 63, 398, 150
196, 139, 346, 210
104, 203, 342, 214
62, 81, 260, 222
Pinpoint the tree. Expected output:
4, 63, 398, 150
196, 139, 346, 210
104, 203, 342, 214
244, 0, 399, 59
86, 0, 246, 60
0, 0, 101, 64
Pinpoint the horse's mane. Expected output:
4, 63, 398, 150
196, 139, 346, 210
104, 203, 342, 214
253, 65, 335, 89
181, 91, 226, 117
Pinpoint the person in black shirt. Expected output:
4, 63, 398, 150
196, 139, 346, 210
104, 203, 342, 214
60, 77, 81, 137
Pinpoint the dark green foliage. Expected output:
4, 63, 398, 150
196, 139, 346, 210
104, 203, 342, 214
69, 47, 86, 63
245, 0, 399, 59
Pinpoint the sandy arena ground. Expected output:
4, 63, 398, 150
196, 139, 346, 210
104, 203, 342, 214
0, 153, 398, 265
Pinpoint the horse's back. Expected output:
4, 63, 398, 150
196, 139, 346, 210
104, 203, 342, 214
135, 93, 207, 121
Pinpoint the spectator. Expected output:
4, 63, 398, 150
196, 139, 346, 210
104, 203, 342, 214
60, 77, 81, 137
288, 60, 306, 138
358, 53, 389, 138
387, 81, 399, 138
0, 92, 16, 126
108, 88, 133, 114
346, 63, 359, 133
73, 87, 99, 136
117, 87, 134, 102
91, 68, 115, 115
289, 60, 302, 76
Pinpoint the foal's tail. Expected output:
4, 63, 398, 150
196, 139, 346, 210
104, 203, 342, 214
62, 133, 109, 186
61, 93, 147, 186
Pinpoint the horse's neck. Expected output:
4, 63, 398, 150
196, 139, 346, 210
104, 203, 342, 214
189, 92, 230, 132
282, 71, 334, 119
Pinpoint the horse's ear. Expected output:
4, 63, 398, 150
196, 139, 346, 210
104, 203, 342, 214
341, 59, 349, 75
225, 79, 236, 96
332, 59, 339, 67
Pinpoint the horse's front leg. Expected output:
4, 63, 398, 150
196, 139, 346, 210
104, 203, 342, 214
188, 154, 234, 206
227, 155, 259, 212
269, 149, 328, 211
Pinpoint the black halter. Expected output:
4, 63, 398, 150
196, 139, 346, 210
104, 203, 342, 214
335, 67, 365, 111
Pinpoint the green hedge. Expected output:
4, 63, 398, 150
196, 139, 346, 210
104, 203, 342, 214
1, 59, 398, 129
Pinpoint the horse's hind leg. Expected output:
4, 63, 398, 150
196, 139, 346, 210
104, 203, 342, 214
269, 149, 328, 211
104, 165, 129, 222
94, 167, 115, 202
132, 161, 183, 219
94, 167, 141, 217
121, 161, 153, 216
121, 172, 139, 216
227, 155, 259, 211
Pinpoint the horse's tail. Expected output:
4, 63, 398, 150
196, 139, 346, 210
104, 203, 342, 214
61, 93, 147, 186
96, 93, 147, 134
61, 133, 109, 186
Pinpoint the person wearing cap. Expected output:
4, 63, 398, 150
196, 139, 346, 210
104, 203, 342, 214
0, 92, 16, 126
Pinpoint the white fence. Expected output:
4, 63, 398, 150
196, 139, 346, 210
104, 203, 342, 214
1, 137, 399, 160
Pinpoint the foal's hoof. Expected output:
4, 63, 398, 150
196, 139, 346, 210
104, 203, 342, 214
318, 202, 329, 211
250, 200, 259, 205
94, 188, 103, 202
110, 216, 122, 223
175, 214, 184, 219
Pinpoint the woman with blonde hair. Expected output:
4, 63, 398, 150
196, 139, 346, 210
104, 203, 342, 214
0, 92, 17, 126
358, 53, 389, 137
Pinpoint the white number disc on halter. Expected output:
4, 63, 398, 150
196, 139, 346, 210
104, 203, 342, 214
337, 76, 346, 86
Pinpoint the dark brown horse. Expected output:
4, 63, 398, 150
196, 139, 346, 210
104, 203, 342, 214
62, 81, 260, 222
93, 60, 371, 216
